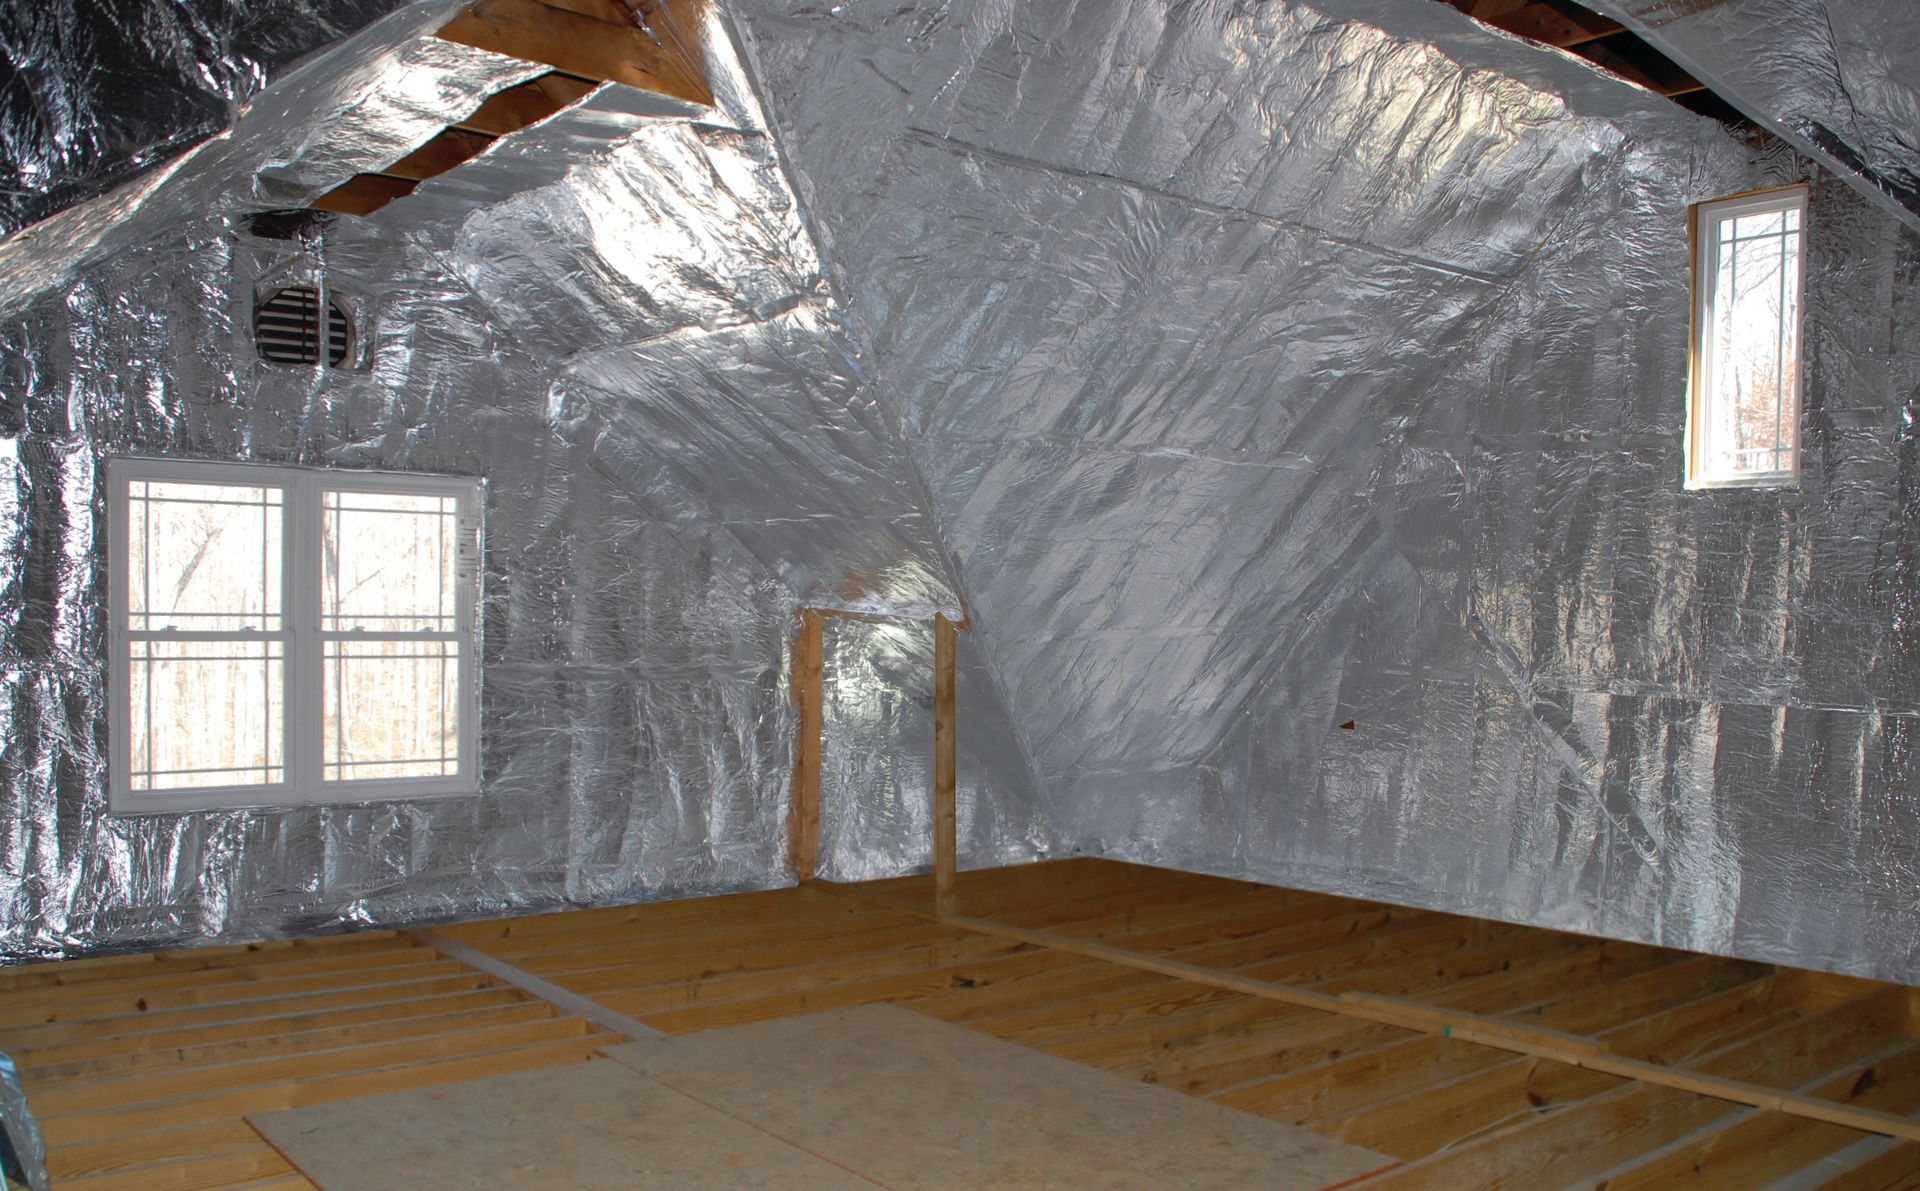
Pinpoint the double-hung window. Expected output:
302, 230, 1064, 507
1686, 185, 1808, 488
108, 458, 481, 814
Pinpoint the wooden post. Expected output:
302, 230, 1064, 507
788, 609, 824, 882
933, 613, 958, 918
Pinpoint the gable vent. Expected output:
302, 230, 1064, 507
254, 285, 353, 367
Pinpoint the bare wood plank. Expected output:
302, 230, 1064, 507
30, 1017, 597, 1118
933, 612, 958, 919
1590, 1040, 1920, 1189
0, 933, 408, 992
0, 943, 443, 1010
1814, 1140, 1920, 1189
437, 0, 710, 105
382, 128, 497, 182
20, 1001, 558, 1088
790, 608, 824, 881
11, 988, 529, 1068
540, 921, 981, 991
590, 928, 1030, 1018
626, 945, 1072, 1034
1488, 1, 1623, 47
453, 73, 597, 135
309, 173, 416, 216
48, 1120, 267, 1181
56, 1143, 293, 1190
500, 905, 925, 974
439, 884, 885, 953
4, 973, 502, 1048
824, 884, 1920, 1143
414, 928, 661, 1040
0, 959, 474, 1028
1346, 992, 1919, 1181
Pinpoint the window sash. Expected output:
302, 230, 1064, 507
1686, 185, 1808, 490
108, 457, 481, 815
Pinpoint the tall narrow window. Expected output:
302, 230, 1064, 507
1686, 186, 1807, 488
108, 459, 481, 814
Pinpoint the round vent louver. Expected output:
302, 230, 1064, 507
254, 285, 352, 367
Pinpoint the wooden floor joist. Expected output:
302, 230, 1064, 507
3, 858, 1916, 1188
828, 882, 1920, 1145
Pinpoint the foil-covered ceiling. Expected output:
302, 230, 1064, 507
0, 0, 1916, 986
1585, 0, 1920, 235
0, 0, 411, 236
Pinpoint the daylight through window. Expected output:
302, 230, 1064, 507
109, 459, 481, 814
1686, 186, 1807, 488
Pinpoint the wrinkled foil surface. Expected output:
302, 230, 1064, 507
1587, 0, 1920, 234
0, 1, 1029, 959
0, 0, 413, 236
730, 0, 1920, 983
0, 0, 1917, 985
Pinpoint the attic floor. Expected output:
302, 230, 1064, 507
5, 858, 1917, 1189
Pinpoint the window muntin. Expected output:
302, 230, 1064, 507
1687, 186, 1807, 489
109, 459, 480, 814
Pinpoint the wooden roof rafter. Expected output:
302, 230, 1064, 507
312, 0, 709, 218
1440, 0, 1753, 128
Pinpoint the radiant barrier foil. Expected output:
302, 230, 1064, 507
0, 0, 1056, 960
0, 0, 412, 236
1586, 0, 1920, 234
729, 0, 1920, 983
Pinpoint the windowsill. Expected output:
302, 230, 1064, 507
109, 777, 479, 817
1683, 472, 1800, 491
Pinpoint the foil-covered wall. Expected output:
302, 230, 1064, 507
816, 616, 1050, 882
1586, 0, 1920, 234
732, 0, 1920, 983
0, 1, 1021, 959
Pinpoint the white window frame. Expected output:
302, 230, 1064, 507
1685, 184, 1809, 490
107, 457, 482, 815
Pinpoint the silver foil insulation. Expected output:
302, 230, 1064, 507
1588, 0, 1920, 235
728, 0, 1920, 984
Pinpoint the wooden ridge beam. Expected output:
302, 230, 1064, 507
824, 883, 1920, 1144
437, 0, 711, 105
453, 72, 598, 136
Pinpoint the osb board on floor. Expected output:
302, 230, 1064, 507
250, 1005, 1386, 1190
602, 1004, 1391, 1189
248, 1060, 865, 1190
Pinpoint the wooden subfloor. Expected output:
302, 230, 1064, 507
4, 858, 1917, 1189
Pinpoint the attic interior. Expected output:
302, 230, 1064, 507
0, 0, 1916, 1186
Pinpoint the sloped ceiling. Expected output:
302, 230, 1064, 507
1584, 0, 1920, 233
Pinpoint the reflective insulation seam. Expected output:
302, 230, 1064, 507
729, 0, 1920, 984
0, 0, 1061, 962
1585, 0, 1920, 236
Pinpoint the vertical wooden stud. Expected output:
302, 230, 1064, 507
933, 612, 958, 918
789, 609, 825, 882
